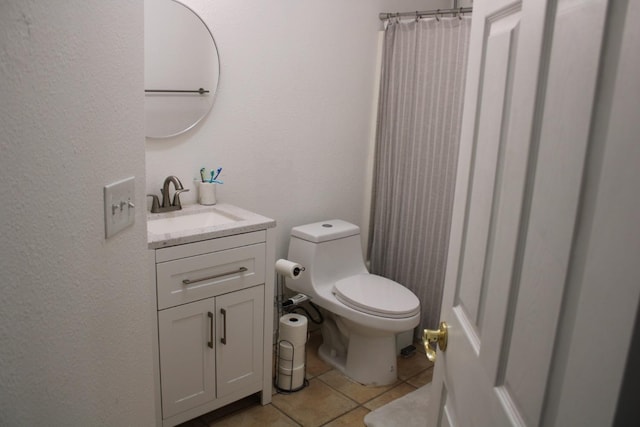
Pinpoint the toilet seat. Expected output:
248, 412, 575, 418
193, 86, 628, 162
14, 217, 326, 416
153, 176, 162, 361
333, 274, 420, 319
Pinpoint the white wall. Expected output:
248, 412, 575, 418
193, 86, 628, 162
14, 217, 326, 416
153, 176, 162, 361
0, 1, 155, 425
0, 0, 453, 423
146, 0, 450, 259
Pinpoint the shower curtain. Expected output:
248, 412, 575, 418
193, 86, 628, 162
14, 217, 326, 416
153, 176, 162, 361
369, 17, 471, 331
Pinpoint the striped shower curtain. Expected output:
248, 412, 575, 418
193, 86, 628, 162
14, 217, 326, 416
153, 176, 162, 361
369, 17, 471, 331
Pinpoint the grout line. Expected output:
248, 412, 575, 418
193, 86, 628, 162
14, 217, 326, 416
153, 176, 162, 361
316, 380, 422, 427
269, 403, 303, 426
311, 368, 427, 426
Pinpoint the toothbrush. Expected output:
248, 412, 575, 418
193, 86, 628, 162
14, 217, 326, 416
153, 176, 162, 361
199, 168, 206, 183
212, 167, 222, 181
209, 169, 215, 183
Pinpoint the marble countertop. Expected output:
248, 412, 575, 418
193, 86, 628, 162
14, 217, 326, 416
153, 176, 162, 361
147, 203, 276, 249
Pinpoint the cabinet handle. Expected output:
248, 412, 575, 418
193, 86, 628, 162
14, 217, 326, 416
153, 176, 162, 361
220, 308, 227, 345
182, 266, 248, 285
207, 311, 214, 349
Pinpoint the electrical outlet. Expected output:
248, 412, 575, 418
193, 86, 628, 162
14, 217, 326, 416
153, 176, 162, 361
104, 176, 136, 238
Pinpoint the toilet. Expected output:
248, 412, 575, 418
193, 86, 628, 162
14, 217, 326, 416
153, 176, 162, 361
286, 219, 420, 386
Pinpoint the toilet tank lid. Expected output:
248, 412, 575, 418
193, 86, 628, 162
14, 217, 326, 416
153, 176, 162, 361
291, 220, 360, 243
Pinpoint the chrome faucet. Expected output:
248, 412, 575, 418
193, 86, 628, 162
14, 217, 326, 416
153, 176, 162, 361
147, 176, 189, 213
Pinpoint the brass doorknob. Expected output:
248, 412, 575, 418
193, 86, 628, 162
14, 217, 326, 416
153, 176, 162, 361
423, 321, 448, 362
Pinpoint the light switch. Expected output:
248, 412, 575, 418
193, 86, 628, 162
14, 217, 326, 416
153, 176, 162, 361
104, 176, 136, 238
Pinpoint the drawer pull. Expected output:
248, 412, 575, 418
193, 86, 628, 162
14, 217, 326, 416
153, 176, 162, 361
220, 308, 227, 345
207, 311, 214, 349
182, 266, 248, 285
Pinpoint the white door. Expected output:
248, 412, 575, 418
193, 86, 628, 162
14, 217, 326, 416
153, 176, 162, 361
428, 0, 640, 426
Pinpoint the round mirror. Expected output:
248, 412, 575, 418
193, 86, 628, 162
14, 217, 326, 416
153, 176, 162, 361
144, 0, 220, 138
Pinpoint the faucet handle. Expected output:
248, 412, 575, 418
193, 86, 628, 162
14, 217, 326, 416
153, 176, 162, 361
172, 189, 190, 208
146, 194, 160, 213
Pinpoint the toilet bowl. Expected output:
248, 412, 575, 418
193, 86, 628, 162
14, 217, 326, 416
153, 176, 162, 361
286, 220, 420, 386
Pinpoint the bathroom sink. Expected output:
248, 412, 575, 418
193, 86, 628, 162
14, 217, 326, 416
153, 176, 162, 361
147, 209, 241, 235
146, 203, 276, 249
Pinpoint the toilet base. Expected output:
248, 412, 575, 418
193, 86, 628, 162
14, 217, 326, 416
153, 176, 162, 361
318, 333, 397, 386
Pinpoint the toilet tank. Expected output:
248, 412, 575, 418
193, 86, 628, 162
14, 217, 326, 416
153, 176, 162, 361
286, 220, 369, 295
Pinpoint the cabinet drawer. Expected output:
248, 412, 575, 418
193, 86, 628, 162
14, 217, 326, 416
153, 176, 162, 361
157, 243, 265, 310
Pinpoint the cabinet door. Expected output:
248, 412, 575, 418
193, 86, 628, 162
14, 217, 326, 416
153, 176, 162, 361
158, 298, 215, 419
215, 285, 264, 398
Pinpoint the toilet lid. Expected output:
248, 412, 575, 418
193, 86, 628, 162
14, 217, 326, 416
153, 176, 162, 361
333, 274, 420, 319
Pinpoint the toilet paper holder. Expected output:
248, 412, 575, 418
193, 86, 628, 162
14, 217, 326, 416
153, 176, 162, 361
275, 259, 305, 280
275, 313, 309, 393
274, 337, 308, 393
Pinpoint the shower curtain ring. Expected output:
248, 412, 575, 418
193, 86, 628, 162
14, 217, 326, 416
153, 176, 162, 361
458, 7, 463, 19
435, 9, 440, 21
415, 11, 420, 22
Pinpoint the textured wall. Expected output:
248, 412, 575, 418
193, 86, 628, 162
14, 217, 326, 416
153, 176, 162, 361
0, 1, 155, 425
145, 0, 450, 259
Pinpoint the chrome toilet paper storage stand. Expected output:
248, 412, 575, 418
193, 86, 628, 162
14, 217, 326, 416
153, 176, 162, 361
274, 335, 309, 393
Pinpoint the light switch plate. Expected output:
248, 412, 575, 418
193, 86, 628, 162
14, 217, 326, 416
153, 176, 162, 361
104, 176, 136, 238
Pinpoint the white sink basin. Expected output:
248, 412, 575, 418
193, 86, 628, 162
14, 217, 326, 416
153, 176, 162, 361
147, 209, 241, 235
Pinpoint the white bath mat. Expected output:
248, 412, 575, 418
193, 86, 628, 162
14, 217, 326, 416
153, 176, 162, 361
364, 383, 432, 427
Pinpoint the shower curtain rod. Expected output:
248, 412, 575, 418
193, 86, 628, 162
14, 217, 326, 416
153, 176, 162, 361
379, 7, 472, 21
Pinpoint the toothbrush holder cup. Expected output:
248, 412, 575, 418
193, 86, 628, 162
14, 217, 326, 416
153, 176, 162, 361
197, 181, 217, 205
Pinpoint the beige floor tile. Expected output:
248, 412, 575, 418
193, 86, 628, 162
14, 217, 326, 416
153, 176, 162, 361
271, 378, 357, 427
322, 407, 370, 427
406, 366, 434, 388
363, 383, 417, 411
317, 370, 397, 404
205, 403, 299, 427
397, 353, 433, 381
304, 331, 332, 379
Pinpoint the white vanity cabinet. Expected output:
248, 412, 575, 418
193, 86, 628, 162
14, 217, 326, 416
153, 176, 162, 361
149, 220, 275, 427
158, 285, 264, 419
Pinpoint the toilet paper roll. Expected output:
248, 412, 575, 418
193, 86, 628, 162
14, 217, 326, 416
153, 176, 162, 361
279, 314, 308, 347
277, 364, 305, 390
278, 341, 305, 368
275, 259, 305, 280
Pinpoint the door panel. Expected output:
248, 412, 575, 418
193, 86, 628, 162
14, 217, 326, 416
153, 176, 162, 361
216, 286, 264, 398
456, 4, 521, 339
439, 384, 454, 427
495, 2, 608, 424
158, 298, 215, 419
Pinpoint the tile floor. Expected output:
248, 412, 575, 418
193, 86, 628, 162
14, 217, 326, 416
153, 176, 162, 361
179, 330, 433, 427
